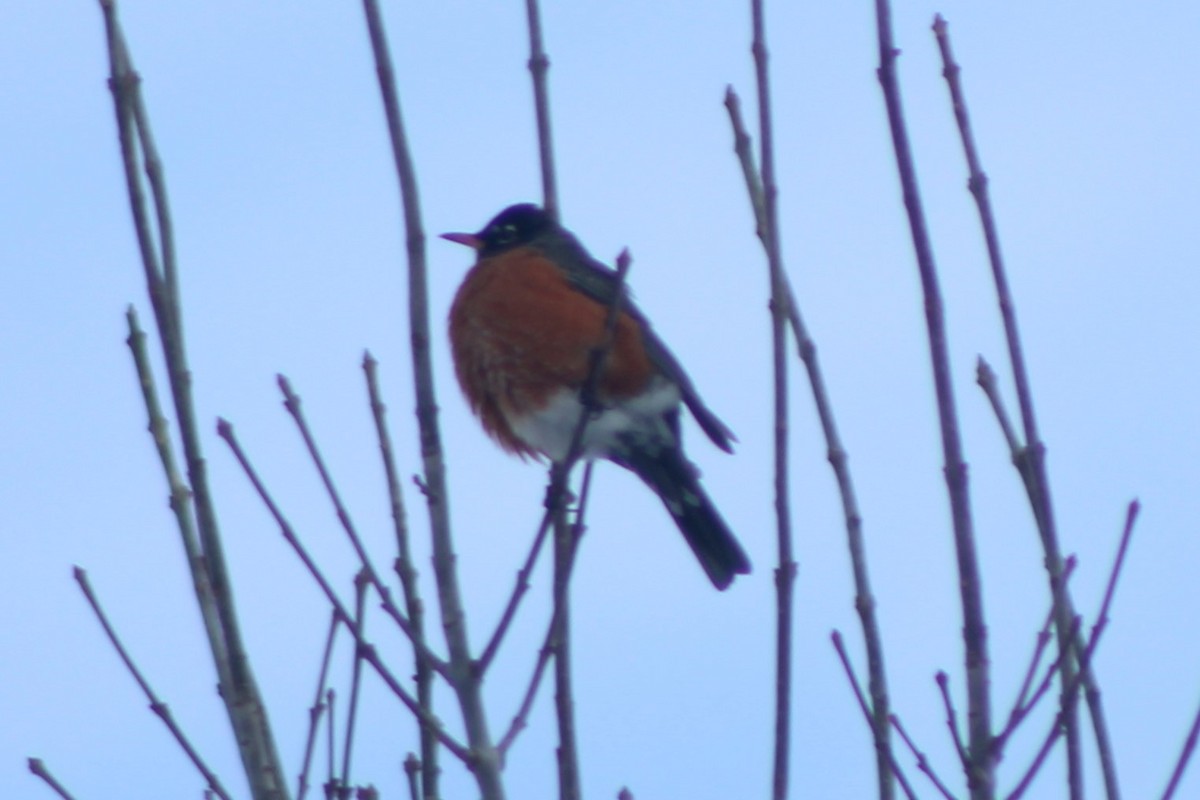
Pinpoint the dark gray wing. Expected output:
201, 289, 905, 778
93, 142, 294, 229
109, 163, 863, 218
538, 233, 736, 453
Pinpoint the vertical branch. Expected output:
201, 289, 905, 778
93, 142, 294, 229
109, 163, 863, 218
872, 3, 992, 797
96, 3, 287, 797
523, 0, 559, 219
358, 3, 504, 798
725, 84, 895, 800
932, 17, 1114, 800
551, 505, 582, 800
298, 613, 339, 800
338, 572, 371, 794
747, 4, 797, 799
363, 352, 439, 798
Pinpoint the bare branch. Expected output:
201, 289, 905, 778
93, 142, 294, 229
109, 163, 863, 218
276, 375, 450, 679
97, 3, 287, 794
216, 419, 469, 763
523, 0, 559, 219
1162, 695, 1200, 800
298, 613, 339, 800
27, 759, 78, 800
890, 714, 958, 800
934, 16, 1096, 795
830, 633, 919, 800
727, 81, 895, 800
1008, 502, 1141, 798
936, 671, 971, 773
74, 567, 233, 800
874, 5, 992, 795
995, 557, 1077, 753
743, 4, 800, 798
358, 3, 503, 795
362, 352, 439, 797
339, 571, 371, 792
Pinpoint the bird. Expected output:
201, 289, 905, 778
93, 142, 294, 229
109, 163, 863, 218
442, 203, 751, 590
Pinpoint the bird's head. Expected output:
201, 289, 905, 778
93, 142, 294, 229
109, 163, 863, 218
441, 203, 556, 257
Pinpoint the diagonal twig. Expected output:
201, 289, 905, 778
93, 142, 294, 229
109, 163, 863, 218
830, 633, 919, 800
995, 557, 1077, 753
28, 759, 78, 800
890, 714, 958, 800
217, 419, 469, 763
74, 568, 233, 800
276, 374, 450, 679
1008, 502, 1141, 799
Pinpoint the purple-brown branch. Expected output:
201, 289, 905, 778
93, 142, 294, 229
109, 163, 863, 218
97, 4, 286, 794
359, 2, 504, 797
74, 568, 233, 800
362, 351, 439, 798
874, 4, 992, 796
27, 759, 77, 800
933, 16, 1102, 798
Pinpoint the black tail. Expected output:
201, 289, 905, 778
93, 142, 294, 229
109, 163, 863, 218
614, 443, 751, 590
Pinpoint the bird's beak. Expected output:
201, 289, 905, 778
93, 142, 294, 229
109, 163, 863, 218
440, 232, 482, 250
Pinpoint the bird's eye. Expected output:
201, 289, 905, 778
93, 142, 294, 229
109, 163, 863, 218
493, 223, 519, 244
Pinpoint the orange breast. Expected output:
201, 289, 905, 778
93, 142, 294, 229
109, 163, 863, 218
449, 246, 655, 456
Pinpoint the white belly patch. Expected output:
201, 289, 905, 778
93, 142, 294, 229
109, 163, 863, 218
509, 379, 681, 462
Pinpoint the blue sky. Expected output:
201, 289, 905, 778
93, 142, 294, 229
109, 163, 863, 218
3, 2, 1199, 798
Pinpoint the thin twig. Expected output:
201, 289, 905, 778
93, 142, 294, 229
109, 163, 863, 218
975, 358, 1021, 456
936, 671, 971, 772
362, 352, 439, 798
1162, 694, 1200, 800
830, 633, 919, 800
496, 474, 593, 759
359, 3, 503, 796
890, 714, 958, 800
933, 17, 1093, 797
27, 759, 78, 800
523, 0, 558, 219
996, 557, 1077, 752
1008, 503, 1141, 798
125, 307, 228, 679
217, 419, 470, 763
339, 571, 371, 793
744, 4, 799, 798
1001, 615, 1084, 759
74, 567, 233, 800
277, 374, 450, 679
298, 612, 340, 800
478, 508, 556, 673
97, 4, 287, 795
495, 250, 631, 761
403, 754, 421, 800
875, 5, 992, 796
325, 689, 338, 796
726, 82, 895, 800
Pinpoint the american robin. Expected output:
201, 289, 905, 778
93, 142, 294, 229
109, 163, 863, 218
443, 203, 751, 590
